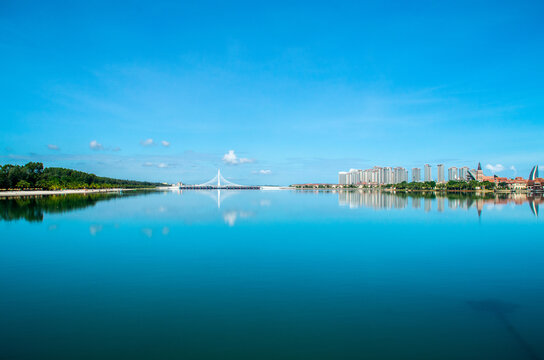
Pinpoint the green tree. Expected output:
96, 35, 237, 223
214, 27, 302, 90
16, 180, 31, 189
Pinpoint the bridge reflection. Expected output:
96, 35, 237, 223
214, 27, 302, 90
171, 188, 241, 208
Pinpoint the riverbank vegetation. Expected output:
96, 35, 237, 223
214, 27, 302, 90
384, 180, 497, 191
0, 162, 161, 190
292, 180, 503, 191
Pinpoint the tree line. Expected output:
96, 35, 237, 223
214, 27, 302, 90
0, 162, 162, 190
293, 180, 500, 191
386, 180, 497, 191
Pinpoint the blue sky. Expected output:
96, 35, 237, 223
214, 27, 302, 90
1, 0, 543, 184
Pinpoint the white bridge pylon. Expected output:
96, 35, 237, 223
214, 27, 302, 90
180, 169, 259, 189
190, 169, 258, 189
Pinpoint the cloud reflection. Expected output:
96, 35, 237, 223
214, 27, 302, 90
89, 224, 103, 236
223, 210, 253, 227
142, 228, 153, 238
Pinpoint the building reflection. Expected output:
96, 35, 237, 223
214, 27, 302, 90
337, 190, 542, 217
412, 197, 421, 209
437, 197, 445, 212
424, 198, 432, 213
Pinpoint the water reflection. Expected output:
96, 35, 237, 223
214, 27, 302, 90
0, 191, 153, 222
1, 189, 543, 359
172, 188, 241, 208
336, 190, 542, 216
223, 210, 253, 227
1, 190, 542, 224
468, 300, 541, 360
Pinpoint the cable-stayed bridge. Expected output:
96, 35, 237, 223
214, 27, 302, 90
179, 170, 260, 189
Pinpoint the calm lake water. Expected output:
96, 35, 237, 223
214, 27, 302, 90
1, 190, 543, 359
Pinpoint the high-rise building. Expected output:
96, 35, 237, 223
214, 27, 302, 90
348, 169, 361, 185
458, 167, 469, 181
340, 165, 415, 186
393, 167, 408, 184
437, 164, 445, 183
412, 168, 421, 182
424, 164, 432, 182
373, 166, 384, 184
338, 171, 349, 185
383, 167, 393, 184
448, 167, 458, 181
362, 169, 371, 183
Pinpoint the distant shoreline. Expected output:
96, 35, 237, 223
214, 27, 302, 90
0, 188, 137, 198
291, 187, 530, 194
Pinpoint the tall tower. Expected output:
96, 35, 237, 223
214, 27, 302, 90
218, 169, 221, 187
412, 168, 421, 182
424, 164, 432, 182
437, 164, 445, 183
448, 167, 458, 181
529, 165, 539, 180
476, 162, 484, 181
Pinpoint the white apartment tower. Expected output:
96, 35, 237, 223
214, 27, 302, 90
437, 164, 445, 183
448, 167, 458, 181
424, 164, 432, 182
412, 168, 421, 182
338, 172, 349, 185
458, 167, 470, 181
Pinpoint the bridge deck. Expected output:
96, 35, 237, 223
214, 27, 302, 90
180, 170, 260, 189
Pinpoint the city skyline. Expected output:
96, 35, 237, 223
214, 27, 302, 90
1, 1, 544, 185
338, 163, 539, 186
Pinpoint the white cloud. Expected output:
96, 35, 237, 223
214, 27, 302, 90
143, 162, 169, 168
112, 147, 121, 152
223, 150, 238, 164
222, 150, 253, 165
485, 164, 505, 173
141, 138, 154, 146
510, 165, 517, 175
161, 140, 170, 147
89, 140, 103, 150
47, 144, 59, 150
259, 169, 272, 174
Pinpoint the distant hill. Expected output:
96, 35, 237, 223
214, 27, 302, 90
0, 162, 161, 190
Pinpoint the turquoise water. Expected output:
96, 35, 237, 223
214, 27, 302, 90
1, 190, 543, 359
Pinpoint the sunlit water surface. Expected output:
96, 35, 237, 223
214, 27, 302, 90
1, 190, 543, 359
